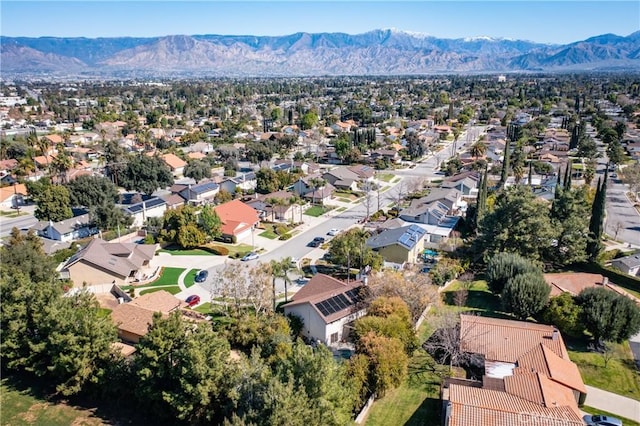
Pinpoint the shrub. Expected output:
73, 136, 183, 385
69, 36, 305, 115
540, 293, 583, 337
275, 225, 288, 235
143, 234, 156, 244
577, 286, 640, 343
486, 252, 540, 294
279, 233, 292, 241
501, 272, 551, 319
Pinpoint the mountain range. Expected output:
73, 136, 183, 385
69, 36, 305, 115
2, 29, 640, 77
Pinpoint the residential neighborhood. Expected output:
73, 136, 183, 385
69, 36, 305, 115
1, 71, 640, 426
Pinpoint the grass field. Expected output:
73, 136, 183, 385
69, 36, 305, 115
147, 267, 185, 286
140, 285, 181, 296
567, 339, 640, 400
1, 380, 103, 426
183, 269, 198, 288
158, 247, 214, 256
304, 206, 328, 217
376, 173, 394, 182
258, 229, 278, 239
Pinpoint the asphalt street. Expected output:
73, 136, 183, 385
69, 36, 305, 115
196, 126, 482, 297
0, 214, 38, 238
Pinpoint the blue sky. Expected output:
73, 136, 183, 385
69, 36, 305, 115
2, 1, 638, 44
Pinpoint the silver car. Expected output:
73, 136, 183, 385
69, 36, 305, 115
583, 414, 623, 426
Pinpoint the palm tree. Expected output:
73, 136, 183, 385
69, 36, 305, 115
309, 177, 323, 206
470, 141, 487, 160
269, 258, 293, 309
50, 144, 73, 183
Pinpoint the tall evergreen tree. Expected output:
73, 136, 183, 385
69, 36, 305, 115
587, 172, 608, 261
564, 161, 572, 190
569, 125, 579, 150
500, 140, 510, 188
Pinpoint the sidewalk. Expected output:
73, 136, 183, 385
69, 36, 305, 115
584, 385, 640, 422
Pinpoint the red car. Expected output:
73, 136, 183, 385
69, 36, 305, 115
185, 295, 200, 307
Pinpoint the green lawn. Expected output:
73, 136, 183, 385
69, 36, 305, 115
258, 230, 278, 239
184, 269, 198, 288
567, 339, 640, 400
0, 210, 27, 218
147, 267, 185, 286
376, 173, 394, 182
338, 197, 352, 203
583, 405, 640, 426
158, 247, 214, 256
304, 206, 328, 217
336, 207, 347, 212
365, 321, 445, 426
442, 280, 505, 315
1, 378, 104, 426
140, 286, 181, 296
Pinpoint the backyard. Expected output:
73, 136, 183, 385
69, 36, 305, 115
365, 318, 444, 426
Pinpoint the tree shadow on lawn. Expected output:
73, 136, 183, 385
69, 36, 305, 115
403, 397, 441, 426
1, 372, 149, 425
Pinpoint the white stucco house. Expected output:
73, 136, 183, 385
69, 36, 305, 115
283, 274, 366, 346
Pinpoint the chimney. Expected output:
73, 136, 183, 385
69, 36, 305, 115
602, 277, 609, 286
552, 327, 559, 341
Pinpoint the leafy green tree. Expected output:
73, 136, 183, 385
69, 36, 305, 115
199, 205, 222, 240
357, 331, 408, 397
27, 179, 73, 222
135, 312, 234, 423
274, 342, 355, 425
120, 155, 173, 195
470, 140, 487, 160
177, 223, 207, 249
215, 189, 234, 204
65, 175, 118, 208
620, 163, 640, 197
354, 297, 416, 353
478, 186, 556, 261
577, 287, 640, 343
0, 228, 56, 283
256, 167, 280, 194
501, 272, 551, 319
577, 135, 598, 160
300, 111, 319, 130
184, 159, 212, 182
540, 293, 583, 338
606, 139, 625, 166
229, 352, 315, 426
328, 228, 383, 272
159, 204, 198, 243
1, 262, 116, 396
103, 140, 128, 186
90, 202, 133, 230
485, 252, 541, 294
549, 186, 590, 266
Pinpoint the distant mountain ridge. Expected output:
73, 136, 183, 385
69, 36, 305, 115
2, 29, 639, 76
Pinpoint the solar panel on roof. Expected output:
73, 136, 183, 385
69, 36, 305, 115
315, 293, 356, 317
345, 288, 362, 303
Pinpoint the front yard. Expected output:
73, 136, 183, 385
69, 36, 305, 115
567, 339, 640, 400
304, 205, 333, 217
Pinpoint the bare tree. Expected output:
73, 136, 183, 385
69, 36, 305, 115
423, 311, 482, 374
247, 263, 273, 314
366, 270, 440, 322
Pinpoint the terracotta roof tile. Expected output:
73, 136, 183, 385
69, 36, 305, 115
161, 153, 187, 170
460, 315, 568, 363
214, 200, 259, 236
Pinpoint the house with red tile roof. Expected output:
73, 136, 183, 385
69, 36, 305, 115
543, 272, 638, 301
0, 183, 26, 209
440, 315, 587, 426
283, 274, 366, 345
213, 199, 260, 242
161, 153, 187, 178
